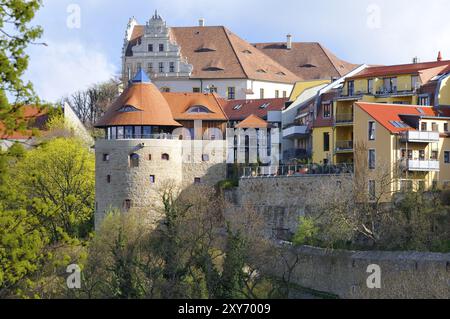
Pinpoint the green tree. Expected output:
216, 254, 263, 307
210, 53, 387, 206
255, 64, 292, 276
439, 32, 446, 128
0, 0, 44, 131
17, 138, 95, 242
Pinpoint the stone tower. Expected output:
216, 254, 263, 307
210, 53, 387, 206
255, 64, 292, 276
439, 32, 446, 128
94, 70, 227, 228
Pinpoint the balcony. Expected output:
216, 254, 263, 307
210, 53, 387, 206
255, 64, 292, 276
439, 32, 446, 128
375, 87, 414, 98
400, 131, 440, 143
335, 113, 354, 124
402, 159, 440, 172
335, 140, 353, 152
282, 125, 309, 139
283, 148, 310, 161
336, 88, 364, 101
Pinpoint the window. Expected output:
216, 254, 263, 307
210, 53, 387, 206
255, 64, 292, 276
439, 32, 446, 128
161, 87, 170, 92
107, 175, 111, 183
401, 149, 413, 159
368, 121, 376, 140
124, 126, 133, 139
369, 149, 376, 169
148, 44, 153, 52
323, 103, 331, 118
150, 175, 155, 184
368, 180, 376, 201
419, 150, 425, 161
117, 126, 124, 139
227, 87, 236, 100
194, 178, 201, 184
130, 153, 139, 168
275, 90, 279, 98
347, 81, 355, 96
136, 63, 142, 71
260, 88, 265, 99
158, 62, 164, 73
169, 62, 175, 73
383, 77, 397, 92
148, 154, 152, 161
187, 106, 211, 113
323, 133, 330, 152
444, 123, 449, 132
123, 199, 132, 212
368, 79, 374, 94
283, 91, 287, 98
418, 95, 429, 106
143, 126, 151, 138
445, 151, 450, 163
208, 85, 218, 93
193, 87, 201, 93
421, 122, 428, 131
411, 75, 420, 89
147, 63, 153, 74
432, 122, 438, 132
431, 150, 438, 160
103, 154, 110, 162
202, 154, 210, 162
161, 153, 170, 161
159, 43, 164, 52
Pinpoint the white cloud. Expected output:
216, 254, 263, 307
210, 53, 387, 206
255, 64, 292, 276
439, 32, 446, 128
25, 40, 117, 102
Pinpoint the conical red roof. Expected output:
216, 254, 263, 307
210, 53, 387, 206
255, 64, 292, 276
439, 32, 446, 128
95, 81, 181, 127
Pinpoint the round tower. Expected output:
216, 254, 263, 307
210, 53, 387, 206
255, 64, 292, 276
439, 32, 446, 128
94, 70, 183, 228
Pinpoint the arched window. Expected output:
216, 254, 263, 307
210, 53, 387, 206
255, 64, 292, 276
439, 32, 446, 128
130, 153, 140, 167
161, 153, 170, 161
186, 105, 212, 114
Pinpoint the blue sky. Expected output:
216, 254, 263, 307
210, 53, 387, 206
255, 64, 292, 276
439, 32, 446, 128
25, 0, 450, 102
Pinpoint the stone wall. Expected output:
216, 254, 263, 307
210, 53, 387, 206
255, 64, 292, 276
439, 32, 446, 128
226, 175, 352, 238
95, 138, 227, 228
266, 245, 450, 299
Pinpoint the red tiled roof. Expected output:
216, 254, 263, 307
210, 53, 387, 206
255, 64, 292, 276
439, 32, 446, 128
127, 26, 300, 84
349, 60, 450, 80
0, 106, 48, 139
253, 42, 359, 80
356, 102, 437, 133
162, 92, 228, 121
235, 114, 271, 129
222, 98, 287, 121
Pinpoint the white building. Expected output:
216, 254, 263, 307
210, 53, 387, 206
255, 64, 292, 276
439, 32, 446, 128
122, 11, 300, 100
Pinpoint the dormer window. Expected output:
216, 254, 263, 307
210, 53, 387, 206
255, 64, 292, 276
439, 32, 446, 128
300, 63, 317, 68
256, 69, 267, 73
187, 105, 212, 113
242, 50, 252, 54
195, 47, 216, 52
203, 66, 224, 71
118, 105, 140, 112
276, 71, 286, 76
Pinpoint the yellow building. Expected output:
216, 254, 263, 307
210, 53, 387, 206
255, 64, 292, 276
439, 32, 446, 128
312, 58, 450, 165
353, 102, 450, 198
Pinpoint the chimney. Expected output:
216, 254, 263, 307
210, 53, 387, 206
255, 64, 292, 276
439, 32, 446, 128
199, 18, 205, 27
437, 51, 443, 61
286, 34, 292, 50
412, 56, 419, 64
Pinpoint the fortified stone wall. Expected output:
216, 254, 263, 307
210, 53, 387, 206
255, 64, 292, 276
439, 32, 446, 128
264, 245, 450, 299
95, 138, 227, 228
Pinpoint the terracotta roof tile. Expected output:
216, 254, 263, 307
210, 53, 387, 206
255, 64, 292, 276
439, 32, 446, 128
127, 26, 300, 84
356, 102, 437, 134
162, 92, 228, 121
253, 42, 359, 80
349, 60, 450, 80
222, 98, 287, 120
235, 114, 271, 129
0, 105, 48, 139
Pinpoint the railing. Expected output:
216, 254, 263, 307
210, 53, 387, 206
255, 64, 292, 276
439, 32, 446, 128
401, 131, 440, 143
401, 159, 440, 172
282, 125, 309, 138
335, 140, 353, 151
103, 133, 180, 140
241, 164, 354, 178
335, 113, 354, 123
283, 148, 310, 161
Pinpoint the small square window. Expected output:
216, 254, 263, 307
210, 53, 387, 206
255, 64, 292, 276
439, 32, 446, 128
103, 154, 110, 161
194, 178, 201, 184
202, 154, 210, 162
150, 175, 155, 184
